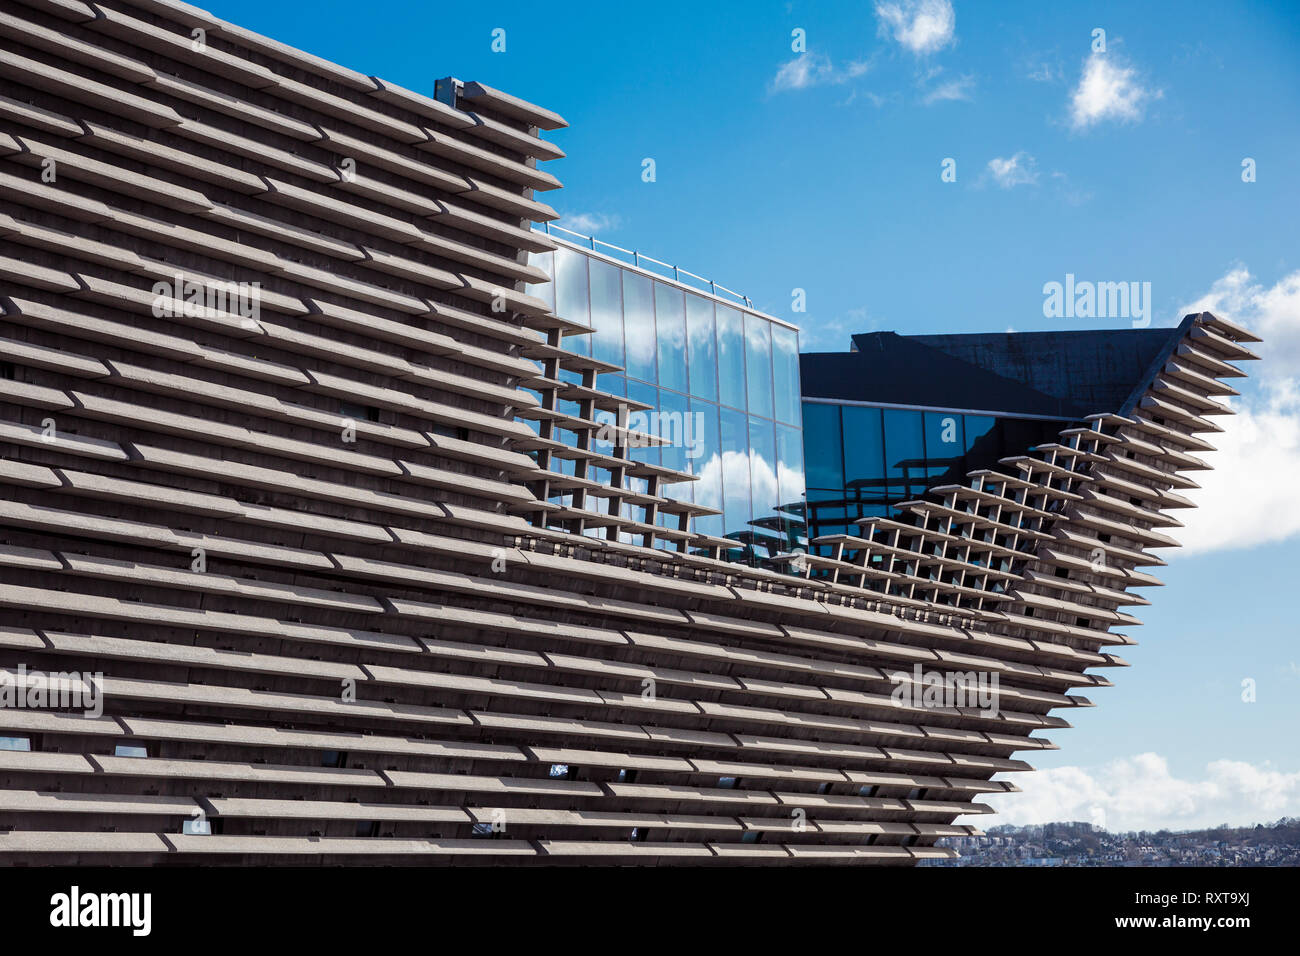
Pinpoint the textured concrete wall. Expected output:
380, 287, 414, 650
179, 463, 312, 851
0, 0, 1257, 865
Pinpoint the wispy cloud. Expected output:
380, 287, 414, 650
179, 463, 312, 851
922, 73, 974, 104
769, 53, 876, 94
558, 212, 621, 235
875, 0, 956, 55
981, 753, 1300, 832
769, 53, 836, 92
1069, 50, 1159, 130
986, 152, 1039, 188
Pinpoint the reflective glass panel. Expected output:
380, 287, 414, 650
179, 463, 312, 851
554, 246, 589, 330
962, 414, 999, 476
527, 249, 554, 313
748, 416, 779, 555
657, 386, 690, 479
776, 422, 807, 548
719, 406, 751, 541
622, 272, 656, 383
686, 294, 718, 401
716, 305, 746, 409
771, 325, 800, 425
627, 380, 659, 470
883, 409, 926, 506
689, 399, 723, 537
842, 405, 886, 513
924, 411, 965, 486
801, 402, 844, 491
589, 259, 623, 369
744, 313, 774, 419
654, 283, 687, 394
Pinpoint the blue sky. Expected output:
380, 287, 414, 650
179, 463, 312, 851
209, 0, 1300, 830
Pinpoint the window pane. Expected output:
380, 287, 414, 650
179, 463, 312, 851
924, 411, 965, 486
589, 259, 623, 369
658, 386, 690, 478
771, 325, 800, 425
627, 379, 659, 469
776, 422, 806, 550
654, 283, 687, 394
716, 305, 746, 409
801, 402, 843, 491
622, 272, 656, 383
689, 399, 722, 537
719, 406, 751, 543
686, 295, 718, 401
883, 408, 926, 507
744, 314, 773, 419
748, 416, 778, 555
843, 405, 886, 514
963, 414, 1000, 475
554, 246, 589, 329
527, 249, 555, 313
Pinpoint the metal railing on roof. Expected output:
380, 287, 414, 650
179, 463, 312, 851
540, 222, 755, 309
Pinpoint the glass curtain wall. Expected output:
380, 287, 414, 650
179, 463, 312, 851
801, 401, 1071, 551
528, 243, 805, 566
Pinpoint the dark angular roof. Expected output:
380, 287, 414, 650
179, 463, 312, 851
800, 328, 1181, 420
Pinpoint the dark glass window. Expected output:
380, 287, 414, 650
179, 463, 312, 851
883, 409, 926, 507
843, 405, 887, 514
802, 403, 844, 491
923, 411, 965, 486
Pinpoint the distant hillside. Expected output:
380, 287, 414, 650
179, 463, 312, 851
925, 817, 1300, 866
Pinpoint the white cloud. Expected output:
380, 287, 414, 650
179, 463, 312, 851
1069, 51, 1157, 129
922, 74, 974, 104
558, 212, 621, 235
875, 0, 956, 55
1177, 381, 1300, 553
769, 53, 876, 94
1182, 266, 1300, 378
1170, 267, 1300, 554
979, 753, 1300, 831
769, 53, 836, 92
986, 152, 1039, 188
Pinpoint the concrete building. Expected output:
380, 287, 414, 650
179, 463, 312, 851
0, 0, 1260, 864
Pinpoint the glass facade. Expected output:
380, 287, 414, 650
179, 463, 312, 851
802, 401, 1070, 551
527, 243, 805, 565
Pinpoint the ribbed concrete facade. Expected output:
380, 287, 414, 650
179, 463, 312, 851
0, 0, 1260, 865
